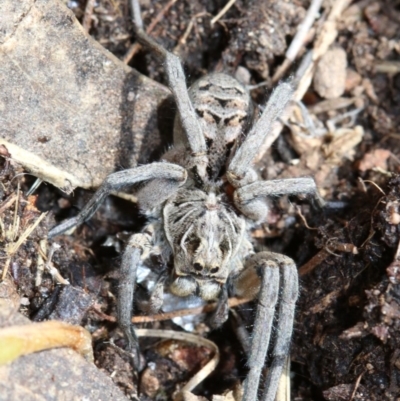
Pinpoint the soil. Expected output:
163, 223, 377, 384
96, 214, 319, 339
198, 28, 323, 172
1, 0, 400, 400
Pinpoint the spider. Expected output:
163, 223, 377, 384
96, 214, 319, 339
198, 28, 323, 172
48, 1, 324, 400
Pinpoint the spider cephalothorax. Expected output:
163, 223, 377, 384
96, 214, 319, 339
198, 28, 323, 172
164, 187, 248, 300
48, 1, 324, 400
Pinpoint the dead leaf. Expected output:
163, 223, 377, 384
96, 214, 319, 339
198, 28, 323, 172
0, 320, 93, 365
0, 299, 129, 401
322, 383, 353, 400
357, 148, 391, 172
322, 125, 364, 163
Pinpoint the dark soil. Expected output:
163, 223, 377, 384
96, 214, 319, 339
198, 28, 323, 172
2, 0, 400, 400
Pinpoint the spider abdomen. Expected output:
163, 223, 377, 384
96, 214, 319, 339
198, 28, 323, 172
174, 73, 253, 180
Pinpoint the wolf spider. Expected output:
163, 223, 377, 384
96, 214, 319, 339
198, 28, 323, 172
48, 1, 324, 400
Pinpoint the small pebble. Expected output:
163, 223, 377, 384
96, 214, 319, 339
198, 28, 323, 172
313, 46, 348, 99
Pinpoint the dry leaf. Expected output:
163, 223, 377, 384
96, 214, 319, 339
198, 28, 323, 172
0, 299, 129, 401
357, 148, 391, 172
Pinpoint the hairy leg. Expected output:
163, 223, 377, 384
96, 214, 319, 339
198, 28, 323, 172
233, 176, 325, 221
260, 254, 298, 401
227, 81, 294, 187
118, 232, 152, 368
208, 285, 229, 329
130, 0, 208, 177
232, 252, 298, 401
48, 162, 186, 238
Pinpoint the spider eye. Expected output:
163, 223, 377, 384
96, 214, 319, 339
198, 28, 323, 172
193, 263, 203, 272
210, 267, 219, 274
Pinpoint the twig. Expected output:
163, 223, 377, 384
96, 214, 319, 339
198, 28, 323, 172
361, 179, 386, 196
123, 0, 178, 64
135, 328, 219, 395
82, 0, 96, 32
298, 249, 329, 276
256, 0, 353, 163
211, 0, 237, 25
272, 0, 324, 83
394, 239, 400, 261
90, 296, 252, 324
131, 296, 252, 323
173, 12, 210, 53
348, 371, 366, 401
296, 206, 318, 230
91, 304, 117, 322
326, 107, 364, 132
26, 178, 43, 196
0, 194, 17, 216
45, 243, 70, 285
35, 238, 47, 286
299, 239, 358, 276
308, 97, 358, 115
2, 212, 47, 280
175, 19, 194, 48
12, 183, 20, 242
375, 61, 400, 74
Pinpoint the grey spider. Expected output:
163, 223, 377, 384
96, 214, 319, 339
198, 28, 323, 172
48, 1, 324, 400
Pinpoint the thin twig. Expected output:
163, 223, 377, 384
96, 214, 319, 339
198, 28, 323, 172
12, 183, 20, 242
0, 194, 17, 216
2, 212, 47, 280
82, 0, 96, 32
298, 249, 329, 276
131, 296, 252, 323
296, 206, 318, 230
394, 239, 400, 261
26, 178, 43, 196
361, 179, 386, 196
91, 304, 118, 322
374, 61, 400, 74
256, 0, 353, 163
45, 243, 70, 285
123, 0, 178, 64
175, 18, 194, 47
35, 238, 47, 286
173, 12, 210, 53
348, 371, 366, 401
272, 0, 324, 83
299, 239, 359, 276
90, 296, 252, 324
135, 328, 219, 394
211, 0, 237, 25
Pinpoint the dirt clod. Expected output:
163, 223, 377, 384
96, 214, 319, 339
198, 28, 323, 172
313, 46, 348, 99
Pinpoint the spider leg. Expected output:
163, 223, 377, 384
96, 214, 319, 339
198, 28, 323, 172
260, 254, 298, 401
208, 285, 229, 329
234, 177, 325, 221
227, 81, 294, 187
129, 0, 208, 177
47, 162, 186, 238
239, 254, 280, 401
118, 232, 152, 369
146, 271, 168, 314
233, 252, 298, 401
